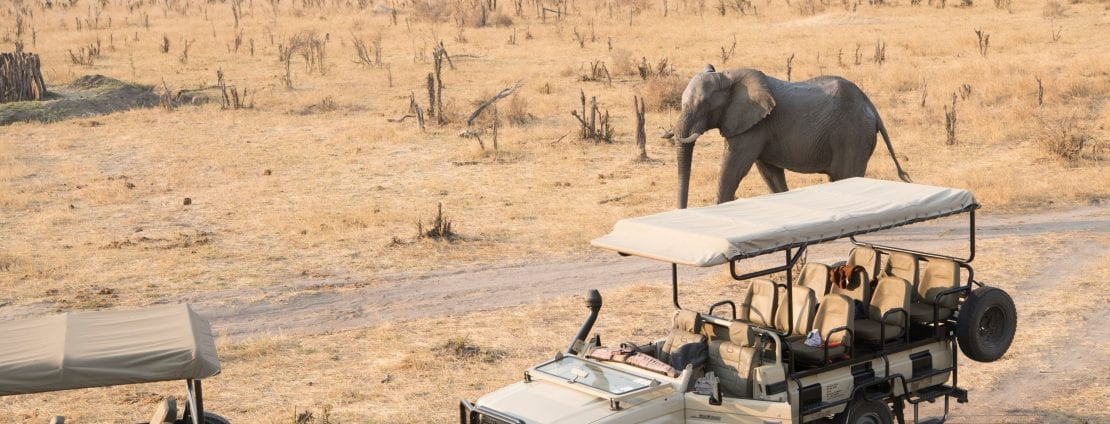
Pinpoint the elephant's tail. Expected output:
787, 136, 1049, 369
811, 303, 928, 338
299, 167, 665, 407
877, 116, 912, 183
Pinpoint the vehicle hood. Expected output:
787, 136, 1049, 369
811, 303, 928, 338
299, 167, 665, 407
475, 379, 633, 423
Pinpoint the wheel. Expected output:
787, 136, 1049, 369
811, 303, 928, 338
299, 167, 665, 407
177, 412, 230, 424
202, 412, 230, 424
957, 286, 1017, 362
833, 396, 892, 424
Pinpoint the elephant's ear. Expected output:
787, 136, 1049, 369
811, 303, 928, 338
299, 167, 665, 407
721, 70, 776, 137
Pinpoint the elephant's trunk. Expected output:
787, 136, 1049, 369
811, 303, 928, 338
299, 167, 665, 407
677, 141, 695, 209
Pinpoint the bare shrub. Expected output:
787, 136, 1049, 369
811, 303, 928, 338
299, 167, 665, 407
610, 48, 637, 76
1042, 0, 1066, 17
417, 202, 457, 241
505, 94, 534, 126
579, 60, 612, 86
412, 0, 452, 22
1036, 111, 1102, 163
636, 57, 674, 80
435, 336, 505, 363
413, 0, 513, 27
639, 74, 684, 112
67, 42, 101, 66
795, 0, 823, 15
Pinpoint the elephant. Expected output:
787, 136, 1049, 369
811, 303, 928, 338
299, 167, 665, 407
672, 64, 911, 209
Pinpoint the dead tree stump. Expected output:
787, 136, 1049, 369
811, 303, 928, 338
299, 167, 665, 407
634, 95, 648, 160
571, 89, 613, 144
1, 52, 47, 103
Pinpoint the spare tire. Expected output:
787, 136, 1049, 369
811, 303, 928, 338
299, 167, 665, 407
957, 287, 1016, 362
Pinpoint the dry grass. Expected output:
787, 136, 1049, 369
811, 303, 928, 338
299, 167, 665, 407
0, 0, 1108, 420
2, 232, 1106, 422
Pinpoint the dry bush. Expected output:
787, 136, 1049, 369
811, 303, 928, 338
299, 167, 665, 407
412, 0, 513, 27
610, 48, 638, 76
1036, 110, 1102, 163
412, 0, 452, 22
505, 93, 534, 126
639, 74, 684, 111
1042, 0, 1066, 17
795, 0, 825, 15
417, 202, 457, 241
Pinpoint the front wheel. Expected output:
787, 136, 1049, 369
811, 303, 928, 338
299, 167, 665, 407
202, 412, 231, 424
957, 286, 1017, 362
833, 396, 892, 424
177, 412, 230, 424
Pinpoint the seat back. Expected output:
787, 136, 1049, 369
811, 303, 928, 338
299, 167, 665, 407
660, 309, 707, 364
708, 324, 760, 398
813, 294, 854, 346
775, 285, 817, 337
919, 259, 960, 309
739, 279, 778, 327
886, 252, 920, 289
846, 246, 880, 283
869, 276, 912, 329
797, 262, 830, 302
829, 269, 871, 311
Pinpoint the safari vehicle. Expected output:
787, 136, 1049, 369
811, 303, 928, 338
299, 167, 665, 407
0, 304, 229, 424
459, 178, 1017, 424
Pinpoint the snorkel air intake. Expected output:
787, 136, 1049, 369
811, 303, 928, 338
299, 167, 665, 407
567, 289, 603, 355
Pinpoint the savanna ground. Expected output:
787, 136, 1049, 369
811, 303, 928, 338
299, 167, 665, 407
1, 0, 1108, 421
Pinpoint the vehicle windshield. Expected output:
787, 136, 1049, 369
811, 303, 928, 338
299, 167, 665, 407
534, 356, 655, 396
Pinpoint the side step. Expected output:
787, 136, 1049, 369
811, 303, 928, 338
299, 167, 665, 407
905, 385, 967, 424
908, 384, 967, 404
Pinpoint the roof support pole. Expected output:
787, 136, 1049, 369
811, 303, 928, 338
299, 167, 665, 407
671, 263, 681, 310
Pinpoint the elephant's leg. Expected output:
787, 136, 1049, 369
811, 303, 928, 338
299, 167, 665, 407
717, 141, 763, 203
755, 161, 789, 193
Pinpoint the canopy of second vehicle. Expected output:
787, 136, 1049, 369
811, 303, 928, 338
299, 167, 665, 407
591, 178, 977, 267
0, 304, 221, 396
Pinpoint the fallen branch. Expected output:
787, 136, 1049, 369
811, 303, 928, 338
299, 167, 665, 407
466, 80, 523, 126
548, 132, 570, 145
388, 114, 417, 123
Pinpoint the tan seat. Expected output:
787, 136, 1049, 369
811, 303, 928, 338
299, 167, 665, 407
796, 262, 830, 303
846, 246, 881, 284
790, 293, 854, 364
910, 259, 961, 323
660, 309, 707, 364
854, 276, 912, 344
834, 247, 878, 308
708, 324, 760, 398
738, 279, 778, 328
775, 285, 818, 338
885, 252, 920, 289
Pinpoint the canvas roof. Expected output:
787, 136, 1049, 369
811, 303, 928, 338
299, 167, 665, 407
591, 178, 977, 267
0, 304, 220, 396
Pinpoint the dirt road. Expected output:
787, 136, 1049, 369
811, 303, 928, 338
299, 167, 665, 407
178, 205, 1107, 341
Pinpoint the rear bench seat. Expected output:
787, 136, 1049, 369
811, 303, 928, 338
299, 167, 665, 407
910, 259, 961, 324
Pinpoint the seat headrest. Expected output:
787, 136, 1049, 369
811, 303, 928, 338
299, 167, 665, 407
728, 321, 756, 346
673, 309, 702, 332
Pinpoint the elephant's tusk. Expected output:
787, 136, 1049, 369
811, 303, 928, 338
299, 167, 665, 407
677, 132, 702, 144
